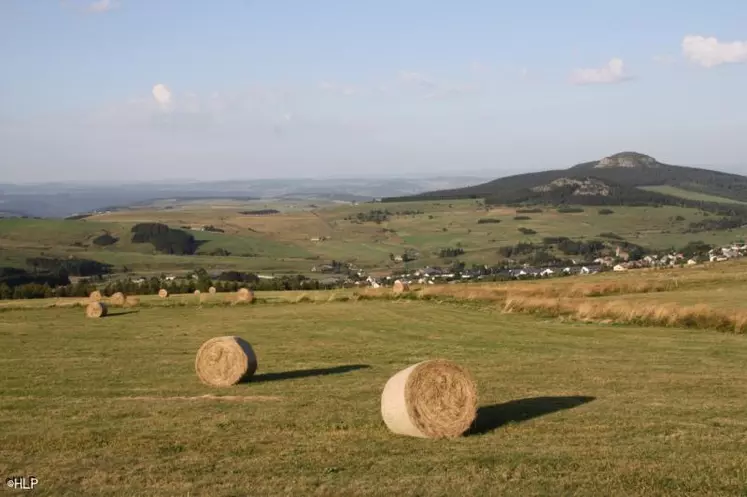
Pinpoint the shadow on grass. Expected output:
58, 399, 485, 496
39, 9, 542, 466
105, 310, 140, 318
250, 364, 371, 384
468, 395, 596, 435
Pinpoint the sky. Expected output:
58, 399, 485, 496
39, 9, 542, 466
1, 0, 747, 183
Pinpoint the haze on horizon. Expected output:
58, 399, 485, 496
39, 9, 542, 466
2, 0, 747, 184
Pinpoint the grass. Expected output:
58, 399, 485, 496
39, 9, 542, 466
1, 297, 746, 496
639, 185, 747, 205
2, 199, 746, 275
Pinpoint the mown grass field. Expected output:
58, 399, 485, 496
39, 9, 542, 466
2, 198, 746, 276
640, 185, 747, 205
1, 264, 746, 496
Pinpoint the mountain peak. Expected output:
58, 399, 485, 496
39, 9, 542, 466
594, 152, 658, 169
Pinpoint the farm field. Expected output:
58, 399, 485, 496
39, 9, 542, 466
1, 266, 747, 496
2, 198, 746, 276
639, 185, 747, 205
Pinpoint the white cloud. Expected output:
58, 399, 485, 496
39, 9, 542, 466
151, 84, 173, 109
682, 35, 747, 68
570, 58, 631, 85
88, 0, 119, 13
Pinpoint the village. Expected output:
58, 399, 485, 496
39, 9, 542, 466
304, 241, 747, 289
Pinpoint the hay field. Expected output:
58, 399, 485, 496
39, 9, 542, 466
1, 272, 747, 495
5, 199, 743, 274
639, 185, 747, 205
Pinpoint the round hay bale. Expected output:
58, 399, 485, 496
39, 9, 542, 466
89, 290, 102, 301
124, 296, 140, 307
392, 280, 410, 294
194, 289, 201, 296
158, 289, 168, 298
236, 287, 254, 303
380, 359, 477, 439
195, 336, 258, 387
209, 286, 217, 294
110, 292, 126, 306
85, 301, 108, 318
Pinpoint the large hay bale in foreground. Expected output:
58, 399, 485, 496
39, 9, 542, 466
110, 292, 126, 306
89, 290, 102, 302
85, 301, 108, 318
392, 280, 410, 294
381, 359, 477, 439
236, 287, 254, 303
195, 336, 258, 387
209, 286, 217, 295
158, 289, 168, 298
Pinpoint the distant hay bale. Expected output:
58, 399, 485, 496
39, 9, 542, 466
236, 287, 254, 303
124, 296, 140, 307
195, 336, 258, 387
89, 290, 102, 302
209, 286, 217, 294
381, 359, 477, 439
110, 292, 126, 306
392, 280, 410, 294
194, 290, 201, 296
158, 289, 168, 298
85, 301, 108, 318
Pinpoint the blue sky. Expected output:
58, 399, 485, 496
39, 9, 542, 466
1, 0, 747, 183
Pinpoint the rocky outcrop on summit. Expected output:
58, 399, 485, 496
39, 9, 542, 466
594, 152, 659, 169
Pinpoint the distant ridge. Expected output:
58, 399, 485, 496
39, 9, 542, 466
382, 152, 747, 212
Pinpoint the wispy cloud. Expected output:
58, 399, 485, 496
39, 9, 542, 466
318, 81, 362, 96
398, 70, 477, 99
570, 58, 632, 85
87, 0, 119, 13
682, 35, 747, 68
399, 71, 437, 88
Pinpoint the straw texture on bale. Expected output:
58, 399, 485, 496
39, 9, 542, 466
89, 290, 102, 302
195, 336, 258, 387
209, 286, 217, 294
236, 287, 254, 303
158, 289, 168, 298
124, 296, 140, 307
85, 301, 108, 318
110, 292, 126, 306
381, 359, 477, 439
392, 280, 410, 294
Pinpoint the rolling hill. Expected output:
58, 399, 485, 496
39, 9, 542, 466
383, 152, 747, 212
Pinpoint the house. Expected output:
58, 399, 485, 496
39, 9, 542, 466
540, 268, 554, 277
615, 246, 630, 261
579, 266, 591, 275
164, 275, 177, 281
